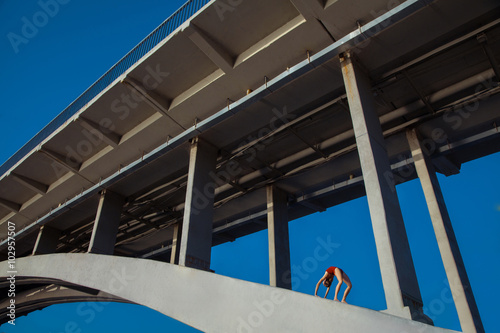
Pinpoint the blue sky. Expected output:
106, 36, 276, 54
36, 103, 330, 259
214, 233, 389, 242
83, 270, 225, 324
0, 1, 499, 332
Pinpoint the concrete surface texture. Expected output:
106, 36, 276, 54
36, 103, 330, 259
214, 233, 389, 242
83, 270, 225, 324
0, 254, 461, 333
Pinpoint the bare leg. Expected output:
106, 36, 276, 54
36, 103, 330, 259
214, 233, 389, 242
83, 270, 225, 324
333, 268, 343, 301
341, 271, 352, 303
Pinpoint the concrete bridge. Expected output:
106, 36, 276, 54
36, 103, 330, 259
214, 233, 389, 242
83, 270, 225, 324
1, 0, 499, 331
1, 254, 461, 332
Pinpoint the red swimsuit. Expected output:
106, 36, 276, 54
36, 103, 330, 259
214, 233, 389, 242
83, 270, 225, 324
326, 266, 342, 275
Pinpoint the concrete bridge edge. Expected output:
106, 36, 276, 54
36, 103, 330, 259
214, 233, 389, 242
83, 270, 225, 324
0, 254, 460, 333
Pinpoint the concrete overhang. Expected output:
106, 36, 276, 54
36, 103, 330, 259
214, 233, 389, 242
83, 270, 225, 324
0, 0, 499, 259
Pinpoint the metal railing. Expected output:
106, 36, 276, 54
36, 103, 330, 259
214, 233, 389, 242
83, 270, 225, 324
0, 0, 211, 176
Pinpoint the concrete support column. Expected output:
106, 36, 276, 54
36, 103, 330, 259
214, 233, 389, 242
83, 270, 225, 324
179, 138, 217, 271
340, 52, 423, 319
267, 185, 291, 289
170, 223, 182, 265
88, 190, 124, 255
32, 225, 62, 255
407, 129, 485, 333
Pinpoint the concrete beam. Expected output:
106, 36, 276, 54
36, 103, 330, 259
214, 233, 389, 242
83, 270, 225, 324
88, 190, 125, 255
140, 244, 172, 259
169, 69, 225, 110
0, 198, 21, 213
477, 33, 500, 80
289, 0, 341, 40
287, 127, 328, 159
267, 185, 291, 289
32, 225, 62, 255
432, 155, 461, 176
407, 129, 485, 333
121, 77, 173, 118
179, 138, 218, 271
10, 173, 48, 195
289, 0, 324, 20
340, 52, 423, 319
39, 148, 81, 173
234, 16, 306, 67
212, 211, 268, 234
402, 70, 435, 114
76, 117, 121, 148
213, 232, 236, 243
186, 24, 234, 74
298, 199, 326, 213
170, 223, 182, 265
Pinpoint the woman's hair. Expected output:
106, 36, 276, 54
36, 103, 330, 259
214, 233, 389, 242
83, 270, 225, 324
324, 279, 332, 287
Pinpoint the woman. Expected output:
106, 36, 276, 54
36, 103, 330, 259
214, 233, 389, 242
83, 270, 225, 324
314, 266, 352, 303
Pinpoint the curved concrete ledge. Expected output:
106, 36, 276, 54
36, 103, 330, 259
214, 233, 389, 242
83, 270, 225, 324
0, 254, 460, 332
0, 281, 130, 324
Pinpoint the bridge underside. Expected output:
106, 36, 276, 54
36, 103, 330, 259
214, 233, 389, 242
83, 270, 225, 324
1, 0, 499, 264
0, 254, 459, 332
0, 277, 131, 322
0, 0, 498, 331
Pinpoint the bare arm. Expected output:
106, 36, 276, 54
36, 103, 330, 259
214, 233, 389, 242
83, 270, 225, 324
324, 286, 330, 298
314, 271, 329, 296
